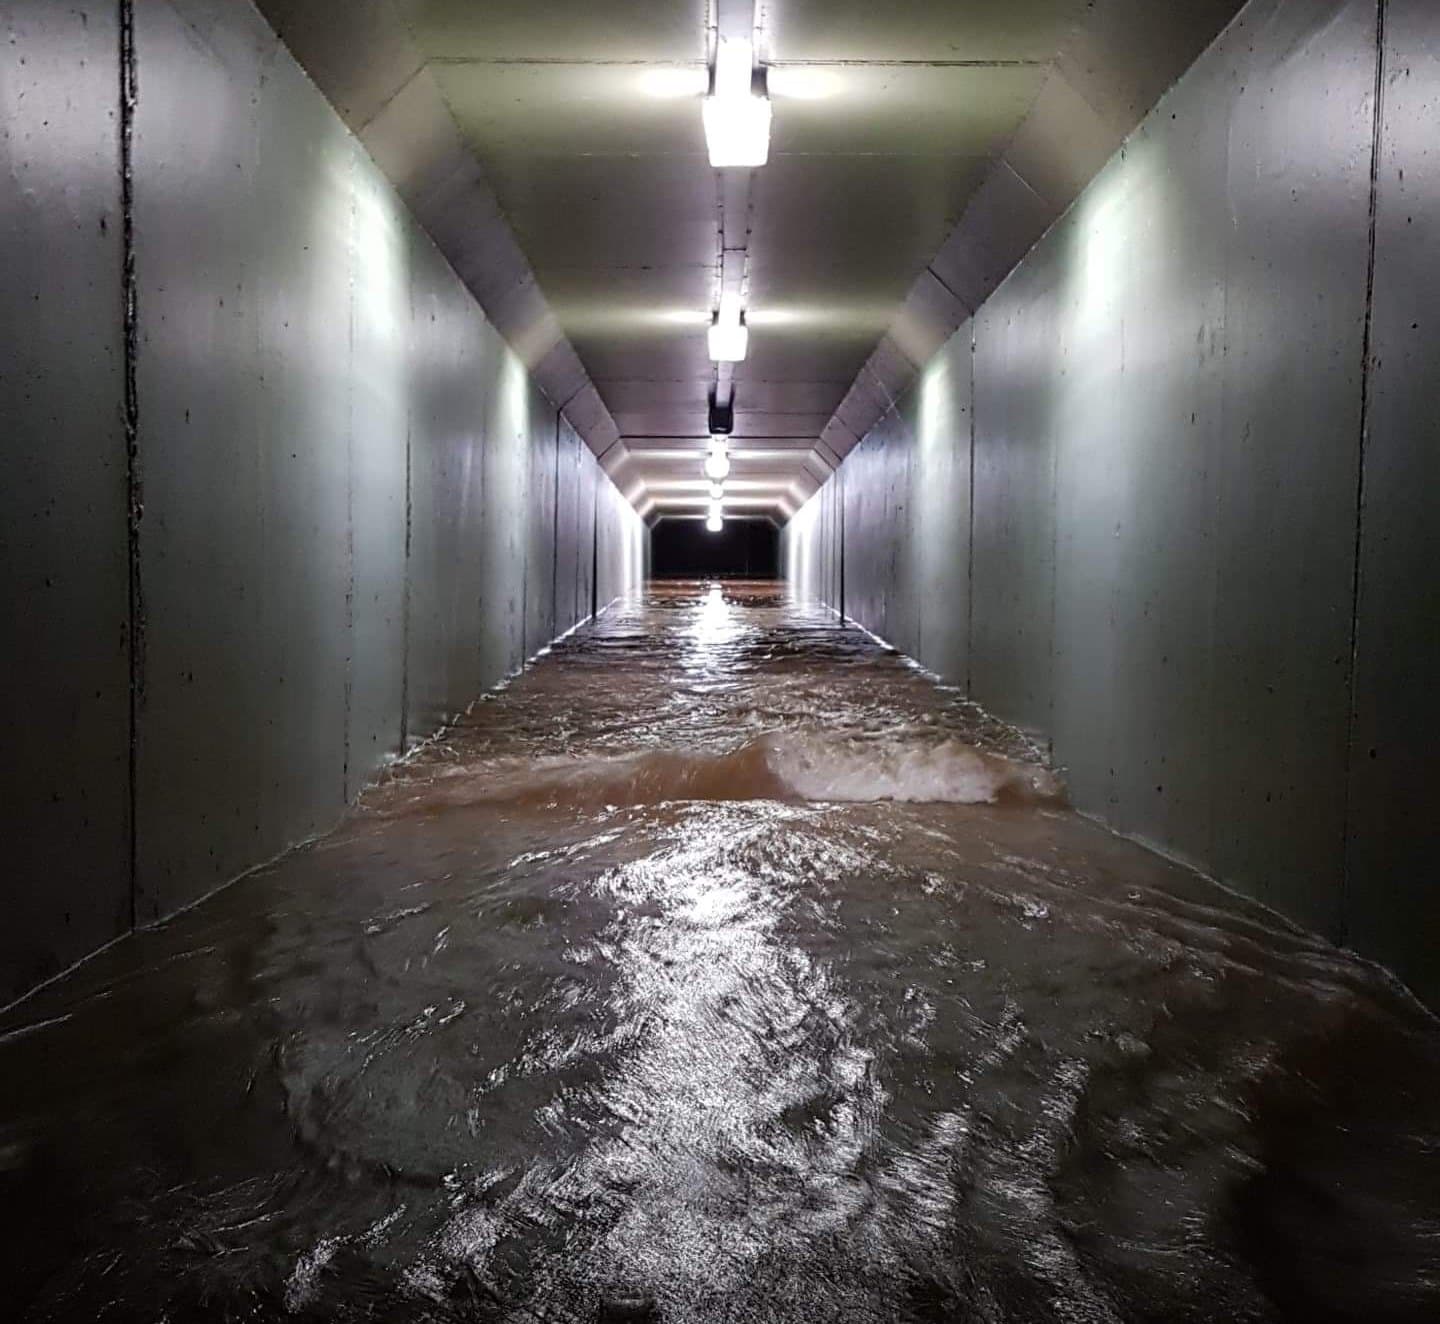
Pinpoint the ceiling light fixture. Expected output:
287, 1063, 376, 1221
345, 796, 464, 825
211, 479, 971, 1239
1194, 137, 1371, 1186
707, 500, 725, 533
707, 291, 749, 362
707, 391, 735, 436
704, 440, 731, 482
709, 482, 725, 501
703, 35, 771, 168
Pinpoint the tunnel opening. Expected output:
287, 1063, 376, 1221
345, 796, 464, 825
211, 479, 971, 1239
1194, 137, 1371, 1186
650, 516, 779, 579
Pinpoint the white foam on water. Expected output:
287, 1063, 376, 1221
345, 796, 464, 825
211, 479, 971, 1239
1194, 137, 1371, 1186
762, 730, 1062, 805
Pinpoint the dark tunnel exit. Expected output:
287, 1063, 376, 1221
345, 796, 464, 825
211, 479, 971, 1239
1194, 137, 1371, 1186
651, 517, 779, 579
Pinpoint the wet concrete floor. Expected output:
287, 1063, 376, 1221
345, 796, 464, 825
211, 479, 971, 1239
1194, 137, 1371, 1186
2, 582, 1438, 1322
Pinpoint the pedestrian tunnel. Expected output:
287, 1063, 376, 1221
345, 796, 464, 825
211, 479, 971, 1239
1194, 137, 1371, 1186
4, 2, 1439, 1319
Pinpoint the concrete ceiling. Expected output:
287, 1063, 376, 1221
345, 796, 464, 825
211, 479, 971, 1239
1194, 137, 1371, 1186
258, 0, 1247, 523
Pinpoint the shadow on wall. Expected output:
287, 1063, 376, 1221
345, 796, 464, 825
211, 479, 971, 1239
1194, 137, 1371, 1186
652, 518, 779, 579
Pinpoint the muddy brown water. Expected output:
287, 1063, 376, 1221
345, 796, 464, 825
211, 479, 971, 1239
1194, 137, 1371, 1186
2, 582, 1437, 1322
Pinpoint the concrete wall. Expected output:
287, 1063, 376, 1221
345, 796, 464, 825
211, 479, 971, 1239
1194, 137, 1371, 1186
1346, 0, 1440, 999
784, 461, 843, 614
597, 446, 647, 611
0, 0, 644, 1004
785, 0, 1439, 1006
1, 3, 133, 997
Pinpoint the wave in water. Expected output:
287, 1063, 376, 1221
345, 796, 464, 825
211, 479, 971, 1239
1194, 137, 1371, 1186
399, 730, 1063, 812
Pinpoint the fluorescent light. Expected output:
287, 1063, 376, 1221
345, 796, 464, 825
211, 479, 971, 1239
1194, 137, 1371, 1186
714, 37, 754, 102
706, 513, 724, 533
707, 318, 748, 362
707, 292, 748, 363
703, 96, 772, 168
709, 482, 725, 500
703, 36, 771, 168
704, 447, 731, 481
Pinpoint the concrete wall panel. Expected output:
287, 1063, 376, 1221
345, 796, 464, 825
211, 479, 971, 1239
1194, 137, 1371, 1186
526, 412, 558, 660
474, 345, 536, 686
839, 429, 880, 632
1036, 53, 1229, 871
577, 445, 599, 624
134, 0, 356, 918
595, 489, 617, 613
402, 222, 489, 744
595, 467, 645, 614
347, 181, 411, 799
788, 488, 813, 602
971, 260, 1058, 744
0, 2, 130, 1000
1347, 0, 1440, 1006
554, 415, 582, 632
907, 330, 973, 684
1205, 0, 1375, 929
882, 410, 917, 656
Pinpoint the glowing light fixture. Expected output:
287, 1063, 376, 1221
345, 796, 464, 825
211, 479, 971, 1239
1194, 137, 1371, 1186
704, 439, 731, 481
707, 316, 748, 362
703, 36, 771, 168
707, 500, 724, 533
714, 36, 754, 103
707, 291, 748, 362
709, 482, 725, 501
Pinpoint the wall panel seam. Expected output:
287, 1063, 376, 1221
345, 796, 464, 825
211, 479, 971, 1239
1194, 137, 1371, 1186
342, 152, 357, 802
119, 0, 142, 936
591, 482, 600, 621
1339, 0, 1390, 949
966, 328, 977, 698
551, 411, 562, 636
400, 423, 412, 752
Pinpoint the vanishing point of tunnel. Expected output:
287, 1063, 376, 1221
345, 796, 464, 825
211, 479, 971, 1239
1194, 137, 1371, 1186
3, 1, 1439, 1321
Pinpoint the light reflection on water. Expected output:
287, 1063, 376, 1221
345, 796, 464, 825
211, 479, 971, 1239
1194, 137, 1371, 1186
2, 582, 1438, 1322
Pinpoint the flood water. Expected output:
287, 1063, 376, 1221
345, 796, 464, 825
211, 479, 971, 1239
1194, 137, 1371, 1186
3, 581, 1438, 1322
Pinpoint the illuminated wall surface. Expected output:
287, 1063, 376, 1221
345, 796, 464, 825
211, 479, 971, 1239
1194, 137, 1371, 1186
0, 0, 645, 1004
785, 0, 1440, 1006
